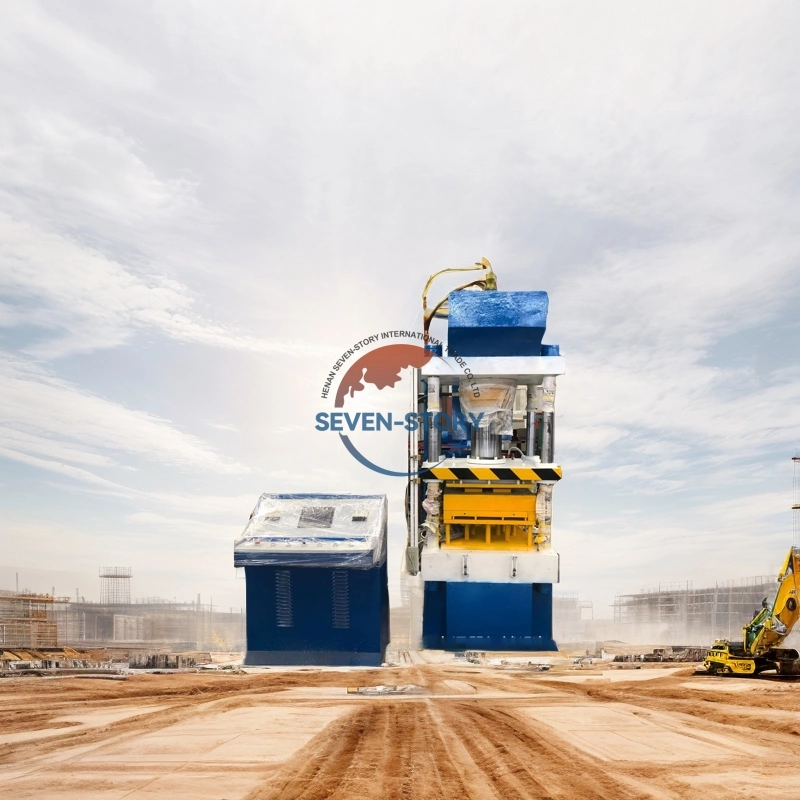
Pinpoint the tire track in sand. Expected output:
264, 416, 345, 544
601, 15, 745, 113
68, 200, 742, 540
248, 698, 663, 800
246, 702, 474, 800
444, 702, 656, 800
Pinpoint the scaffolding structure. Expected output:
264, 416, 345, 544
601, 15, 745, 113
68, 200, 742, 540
53, 598, 245, 651
0, 568, 244, 653
613, 576, 777, 644
99, 567, 131, 605
0, 590, 66, 649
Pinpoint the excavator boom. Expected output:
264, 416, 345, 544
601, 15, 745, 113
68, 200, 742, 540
745, 547, 800, 655
703, 547, 800, 676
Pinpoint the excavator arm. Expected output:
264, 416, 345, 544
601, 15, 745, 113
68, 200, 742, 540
703, 547, 800, 676
744, 547, 800, 656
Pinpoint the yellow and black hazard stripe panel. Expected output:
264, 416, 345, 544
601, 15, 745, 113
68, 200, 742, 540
428, 465, 562, 482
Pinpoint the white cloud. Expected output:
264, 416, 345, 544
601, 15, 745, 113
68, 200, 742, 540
696, 490, 789, 527
558, 483, 794, 612
0, 213, 331, 357
0, 109, 193, 228
123, 511, 236, 539
204, 421, 239, 433
547, 221, 800, 497
0, 355, 244, 474
0, 447, 128, 490
0, 0, 153, 92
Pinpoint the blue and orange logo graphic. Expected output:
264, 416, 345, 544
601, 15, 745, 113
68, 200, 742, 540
315, 336, 480, 476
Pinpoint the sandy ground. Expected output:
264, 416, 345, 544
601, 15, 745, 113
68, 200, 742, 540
3, 663, 800, 800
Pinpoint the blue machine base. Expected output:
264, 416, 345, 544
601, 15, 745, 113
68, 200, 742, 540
244, 650, 384, 667
422, 581, 557, 651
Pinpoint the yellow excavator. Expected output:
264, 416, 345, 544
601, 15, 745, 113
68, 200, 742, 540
704, 547, 800, 676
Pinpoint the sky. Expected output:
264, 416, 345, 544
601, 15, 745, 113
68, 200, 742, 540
1, 1, 799, 617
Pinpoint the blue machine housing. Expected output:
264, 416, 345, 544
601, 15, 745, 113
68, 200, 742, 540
447, 290, 549, 357
235, 494, 390, 666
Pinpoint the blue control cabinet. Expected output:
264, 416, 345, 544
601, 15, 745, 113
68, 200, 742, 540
235, 494, 389, 666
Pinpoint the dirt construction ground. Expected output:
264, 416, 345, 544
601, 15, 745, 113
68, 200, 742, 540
3, 663, 800, 800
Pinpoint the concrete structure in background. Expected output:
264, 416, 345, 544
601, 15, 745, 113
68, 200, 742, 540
613, 577, 778, 645
552, 593, 593, 643
2, 567, 245, 652
53, 598, 245, 651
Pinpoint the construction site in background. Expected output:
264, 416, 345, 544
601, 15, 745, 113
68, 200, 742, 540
0, 566, 245, 672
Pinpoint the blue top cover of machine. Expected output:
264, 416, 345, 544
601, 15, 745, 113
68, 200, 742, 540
233, 494, 387, 569
447, 290, 549, 357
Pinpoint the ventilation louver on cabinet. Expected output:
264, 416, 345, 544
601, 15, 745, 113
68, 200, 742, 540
331, 571, 350, 629
275, 570, 293, 628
